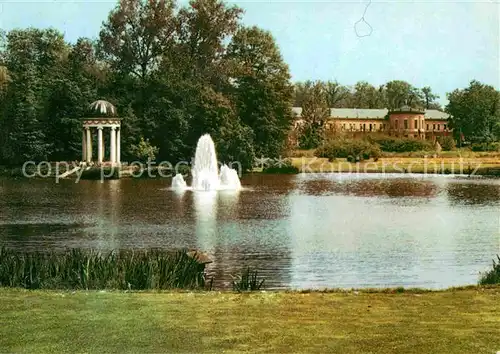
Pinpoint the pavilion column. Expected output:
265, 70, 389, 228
85, 127, 92, 163
116, 128, 121, 164
82, 129, 86, 162
110, 126, 116, 165
97, 127, 104, 165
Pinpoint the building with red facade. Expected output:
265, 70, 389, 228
292, 105, 451, 141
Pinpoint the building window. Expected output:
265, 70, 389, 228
363, 123, 366, 131
444, 124, 447, 130
433, 124, 436, 130
380, 124, 383, 130
414, 120, 418, 129
437, 124, 440, 131
369, 124, 372, 131
404, 120, 408, 129
426, 124, 429, 130
395, 120, 398, 129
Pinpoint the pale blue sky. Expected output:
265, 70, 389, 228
1, 0, 499, 104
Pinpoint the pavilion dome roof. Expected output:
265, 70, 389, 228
87, 100, 118, 117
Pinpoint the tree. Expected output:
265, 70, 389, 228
385, 80, 423, 109
190, 86, 255, 170
98, 0, 176, 80
44, 38, 101, 160
1, 28, 67, 163
174, 0, 242, 87
98, 0, 177, 143
446, 80, 500, 143
325, 81, 351, 108
422, 86, 440, 109
293, 81, 312, 107
227, 26, 294, 158
353, 81, 383, 108
298, 81, 329, 149
129, 137, 159, 161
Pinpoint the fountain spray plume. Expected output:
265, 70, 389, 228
172, 134, 241, 191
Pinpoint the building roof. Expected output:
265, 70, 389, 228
87, 100, 118, 117
424, 109, 450, 120
292, 107, 450, 120
330, 108, 388, 119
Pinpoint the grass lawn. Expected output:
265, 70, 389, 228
291, 156, 500, 175
1, 287, 500, 353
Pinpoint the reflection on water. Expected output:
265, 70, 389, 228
298, 176, 439, 198
193, 190, 218, 253
0, 174, 499, 289
446, 181, 500, 205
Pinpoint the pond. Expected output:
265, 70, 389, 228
0, 173, 499, 289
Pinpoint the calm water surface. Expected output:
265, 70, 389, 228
1, 173, 499, 289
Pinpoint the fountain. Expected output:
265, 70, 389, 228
172, 134, 242, 191
171, 173, 187, 190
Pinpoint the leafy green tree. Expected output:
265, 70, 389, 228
1, 29, 67, 163
385, 80, 423, 109
98, 0, 176, 80
325, 81, 352, 108
0, 0, 296, 168
446, 80, 500, 143
293, 81, 312, 107
353, 81, 383, 108
45, 38, 100, 161
129, 136, 159, 161
422, 86, 440, 110
174, 0, 242, 86
98, 0, 177, 143
298, 81, 329, 149
227, 26, 294, 158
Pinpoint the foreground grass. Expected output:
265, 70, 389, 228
1, 287, 500, 353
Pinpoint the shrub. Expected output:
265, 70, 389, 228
479, 255, 500, 285
316, 138, 380, 161
298, 124, 323, 149
129, 137, 159, 162
438, 136, 457, 151
367, 136, 434, 152
231, 267, 265, 292
471, 142, 500, 152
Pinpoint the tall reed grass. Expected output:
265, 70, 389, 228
0, 247, 207, 290
231, 267, 265, 292
479, 255, 500, 285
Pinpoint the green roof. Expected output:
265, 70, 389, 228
292, 107, 449, 120
330, 108, 388, 119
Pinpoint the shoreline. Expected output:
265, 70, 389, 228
1, 155, 500, 178
1, 283, 498, 294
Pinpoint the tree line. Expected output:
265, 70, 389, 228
293, 80, 442, 110
0, 0, 294, 169
0, 0, 498, 168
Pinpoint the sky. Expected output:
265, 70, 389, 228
1, 0, 499, 105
